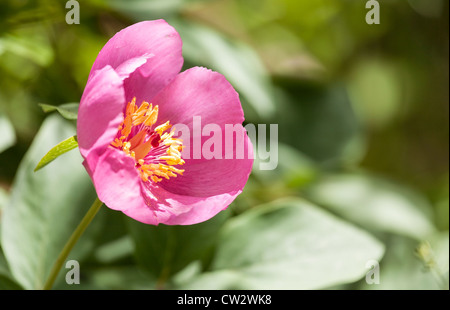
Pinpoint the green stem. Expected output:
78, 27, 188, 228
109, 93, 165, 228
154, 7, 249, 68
42, 197, 103, 290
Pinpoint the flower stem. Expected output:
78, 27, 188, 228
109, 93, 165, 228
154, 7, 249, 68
42, 197, 103, 290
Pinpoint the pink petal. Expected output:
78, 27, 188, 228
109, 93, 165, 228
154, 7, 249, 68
125, 184, 241, 225
92, 148, 162, 225
89, 20, 183, 103
115, 53, 153, 81
92, 145, 248, 226
77, 65, 125, 176
154, 67, 244, 127
151, 67, 254, 198
161, 138, 253, 197
79, 23, 253, 226
92, 148, 190, 225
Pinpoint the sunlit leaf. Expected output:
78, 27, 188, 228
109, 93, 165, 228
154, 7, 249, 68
305, 173, 436, 240
1, 115, 97, 289
39, 103, 79, 120
94, 236, 134, 264
34, 135, 78, 172
434, 233, 450, 276
358, 235, 446, 290
0, 113, 16, 153
179, 198, 384, 289
0, 249, 23, 290
0, 32, 53, 67
0, 187, 9, 240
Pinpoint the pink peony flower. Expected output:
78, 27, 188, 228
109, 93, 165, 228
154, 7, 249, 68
77, 20, 253, 225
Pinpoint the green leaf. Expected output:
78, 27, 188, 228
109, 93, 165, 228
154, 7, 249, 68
94, 236, 135, 264
108, 0, 186, 19
0, 33, 53, 67
0, 113, 16, 153
39, 103, 79, 120
127, 210, 229, 286
305, 173, 436, 240
0, 187, 9, 240
357, 235, 446, 290
179, 198, 384, 289
1, 115, 97, 289
0, 274, 23, 290
430, 232, 450, 276
0, 249, 23, 290
34, 135, 78, 172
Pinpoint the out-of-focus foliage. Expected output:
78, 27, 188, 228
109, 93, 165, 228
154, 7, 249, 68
0, 114, 16, 154
0, 0, 448, 290
1, 116, 97, 289
177, 198, 384, 290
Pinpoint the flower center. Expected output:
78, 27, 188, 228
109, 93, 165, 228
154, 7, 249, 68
110, 97, 185, 183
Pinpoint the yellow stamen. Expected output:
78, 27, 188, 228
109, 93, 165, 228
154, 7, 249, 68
151, 176, 162, 183
128, 129, 147, 150
144, 105, 159, 127
155, 121, 172, 135
110, 97, 185, 183
133, 139, 154, 161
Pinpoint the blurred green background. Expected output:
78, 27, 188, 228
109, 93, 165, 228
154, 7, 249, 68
0, 0, 448, 290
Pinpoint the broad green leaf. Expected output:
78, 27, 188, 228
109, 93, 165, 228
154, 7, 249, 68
94, 236, 134, 264
357, 235, 447, 290
34, 135, 78, 172
39, 103, 79, 120
431, 232, 449, 276
305, 173, 436, 240
0, 249, 10, 277
127, 210, 229, 285
0, 274, 23, 290
415, 232, 449, 288
179, 198, 384, 289
1, 204, 22, 289
0, 187, 9, 240
1, 115, 97, 289
0, 113, 16, 153
0, 249, 23, 290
